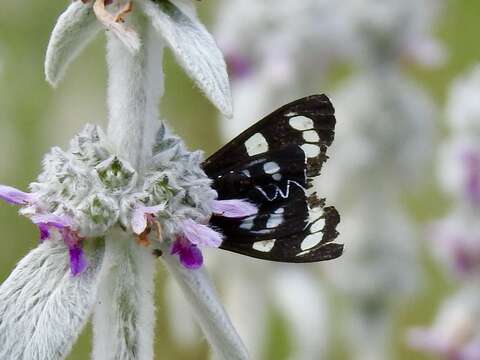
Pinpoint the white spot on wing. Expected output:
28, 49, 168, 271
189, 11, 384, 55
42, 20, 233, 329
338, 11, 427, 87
303, 130, 320, 142
311, 218, 326, 233
301, 233, 322, 251
273, 173, 282, 181
242, 170, 251, 177
289, 116, 314, 131
267, 214, 283, 228
245, 133, 268, 156
274, 208, 285, 214
253, 239, 276, 252
240, 221, 254, 230
263, 161, 280, 174
301, 144, 320, 158
308, 208, 324, 223
296, 249, 311, 257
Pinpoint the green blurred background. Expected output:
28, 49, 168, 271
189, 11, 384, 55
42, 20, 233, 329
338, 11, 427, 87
0, 0, 479, 359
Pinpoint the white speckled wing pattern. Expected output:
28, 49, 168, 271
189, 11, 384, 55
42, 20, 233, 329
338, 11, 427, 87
203, 95, 342, 262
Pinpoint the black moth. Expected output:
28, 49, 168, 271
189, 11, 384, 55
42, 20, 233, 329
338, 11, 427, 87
203, 94, 342, 262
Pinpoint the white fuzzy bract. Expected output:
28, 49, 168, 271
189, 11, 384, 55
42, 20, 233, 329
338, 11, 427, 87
26, 123, 215, 242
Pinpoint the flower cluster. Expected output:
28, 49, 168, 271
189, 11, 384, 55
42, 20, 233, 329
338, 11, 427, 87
0, 124, 255, 274
408, 65, 480, 359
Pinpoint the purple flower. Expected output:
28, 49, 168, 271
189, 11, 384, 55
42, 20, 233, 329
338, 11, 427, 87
210, 199, 257, 218
428, 221, 480, 278
407, 328, 452, 357
462, 150, 480, 206
171, 236, 203, 269
225, 53, 253, 80
171, 219, 223, 269
0, 185, 35, 205
31, 214, 86, 276
131, 203, 165, 235
31, 213, 73, 240
408, 327, 480, 360
38, 223, 51, 241
182, 219, 222, 248
461, 339, 480, 360
451, 243, 479, 276
69, 245, 87, 276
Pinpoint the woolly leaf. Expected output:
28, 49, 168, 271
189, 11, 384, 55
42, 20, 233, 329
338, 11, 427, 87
0, 239, 105, 360
158, 242, 249, 360
139, 0, 233, 117
45, 1, 102, 86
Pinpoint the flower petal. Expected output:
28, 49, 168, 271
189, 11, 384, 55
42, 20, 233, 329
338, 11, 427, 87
30, 213, 73, 229
45, 1, 102, 86
171, 238, 203, 270
182, 219, 223, 248
38, 224, 51, 241
0, 185, 34, 205
211, 199, 257, 218
225, 53, 253, 80
131, 207, 148, 235
69, 245, 87, 276
131, 203, 165, 234
0, 239, 105, 359
406, 328, 450, 355
139, 0, 233, 117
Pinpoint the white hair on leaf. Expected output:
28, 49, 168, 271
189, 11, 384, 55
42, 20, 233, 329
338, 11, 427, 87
139, 0, 233, 117
45, 1, 102, 86
158, 242, 249, 360
0, 238, 104, 360
164, 276, 201, 347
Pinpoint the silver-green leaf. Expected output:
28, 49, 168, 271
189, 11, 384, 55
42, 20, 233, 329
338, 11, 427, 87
139, 0, 233, 117
45, 1, 102, 87
0, 239, 105, 360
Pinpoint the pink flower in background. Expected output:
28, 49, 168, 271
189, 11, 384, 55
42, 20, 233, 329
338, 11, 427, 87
407, 287, 480, 360
430, 219, 480, 278
462, 149, 480, 206
410, 65, 480, 360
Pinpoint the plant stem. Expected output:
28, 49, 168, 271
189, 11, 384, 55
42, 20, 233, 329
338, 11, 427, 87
158, 242, 250, 360
105, 15, 163, 173
92, 14, 163, 360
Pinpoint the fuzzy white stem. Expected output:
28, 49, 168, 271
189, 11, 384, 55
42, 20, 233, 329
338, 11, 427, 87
105, 15, 164, 171
92, 230, 156, 360
158, 243, 249, 360
92, 15, 164, 360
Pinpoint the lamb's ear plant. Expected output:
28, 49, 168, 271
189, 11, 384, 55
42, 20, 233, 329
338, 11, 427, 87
0, 1, 248, 359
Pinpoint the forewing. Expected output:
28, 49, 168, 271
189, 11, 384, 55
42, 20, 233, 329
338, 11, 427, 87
203, 94, 335, 179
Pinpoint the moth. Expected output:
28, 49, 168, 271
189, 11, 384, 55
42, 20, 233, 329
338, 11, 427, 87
203, 94, 342, 262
